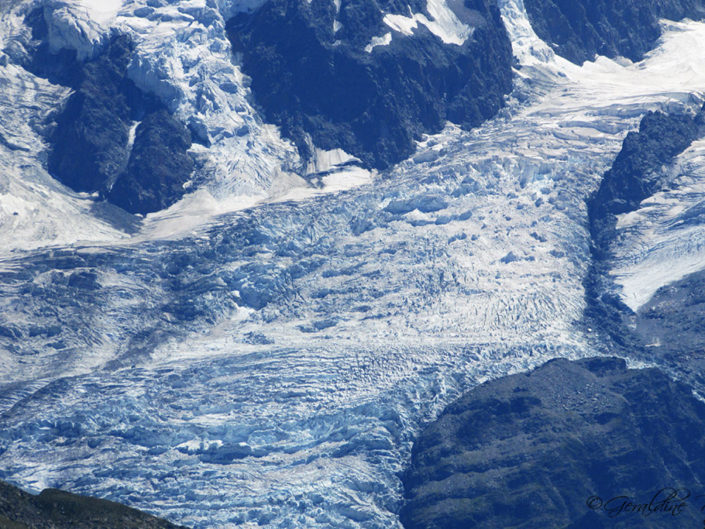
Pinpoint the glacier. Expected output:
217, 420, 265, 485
3, 0, 705, 528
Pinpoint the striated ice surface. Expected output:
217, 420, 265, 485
3, 1, 705, 528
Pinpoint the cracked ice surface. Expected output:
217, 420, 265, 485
3, 1, 705, 528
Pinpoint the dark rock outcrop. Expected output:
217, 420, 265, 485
107, 109, 194, 213
226, 0, 513, 169
47, 35, 135, 194
523, 0, 705, 64
400, 357, 705, 529
0, 480, 188, 529
19, 10, 194, 215
589, 108, 705, 250
584, 108, 705, 361
632, 270, 705, 375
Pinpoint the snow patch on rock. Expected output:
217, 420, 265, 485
611, 135, 705, 311
383, 0, 473, 46
43, 1, 109, 59
364, 31, 391, 52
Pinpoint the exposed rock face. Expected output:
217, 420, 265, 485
523, 0, 705, 64
47, 35, 135, 194
400, 357, 705, 529
632, 270, 705, 376
226, 0, 513, 169
21, 10, 194, 215
584, 108, 705, 368
589, 108, 705, 249
0, 480, 188, 529
107, 109, 194, 214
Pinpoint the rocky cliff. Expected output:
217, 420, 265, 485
584, 106, 705, 384
0, 480, 187, 529
19, 9, 194, 215
589, 108, 705, 250
401, 357, 705, 529
227, 0, 513, 169
524, 0, 705, 63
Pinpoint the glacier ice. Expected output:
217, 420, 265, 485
3, 0, 705, 528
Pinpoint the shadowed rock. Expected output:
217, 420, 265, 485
589, 108, 705, 250
20, 13, 194, 215
0, 480, 188, 529
227, 0, 513, 170
401, 357, 705, 529
524, 0, 705, 64
108, 109, 194, 214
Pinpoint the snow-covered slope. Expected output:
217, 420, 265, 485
610, 135, 705, 311
3, 1, 705, 528
0, 0, 311, 252
0, 52, 129, 251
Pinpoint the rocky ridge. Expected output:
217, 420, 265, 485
401, 357, 705, 529
0, 480, 188, 529
523, 0, 705, 64
584, 105, 705, 389
18, 9, 195, 215
227, 0, 513, 169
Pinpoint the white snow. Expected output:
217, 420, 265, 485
42, 2, 106, 59
364, 32, 391, 53
305, 147, 360, 174
74, 0, 123, 25
498, 0, 559, 67
611, 136, 705, 310
425, 0, 474, 43
127, 120, 140, 150
383, 0, 473, 46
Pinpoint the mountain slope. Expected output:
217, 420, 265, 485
585, 107, 705, 392
401, 357, 705, 529
524, 0, 705, 64
0, 480, 188, 529
227, 0, 513, 169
